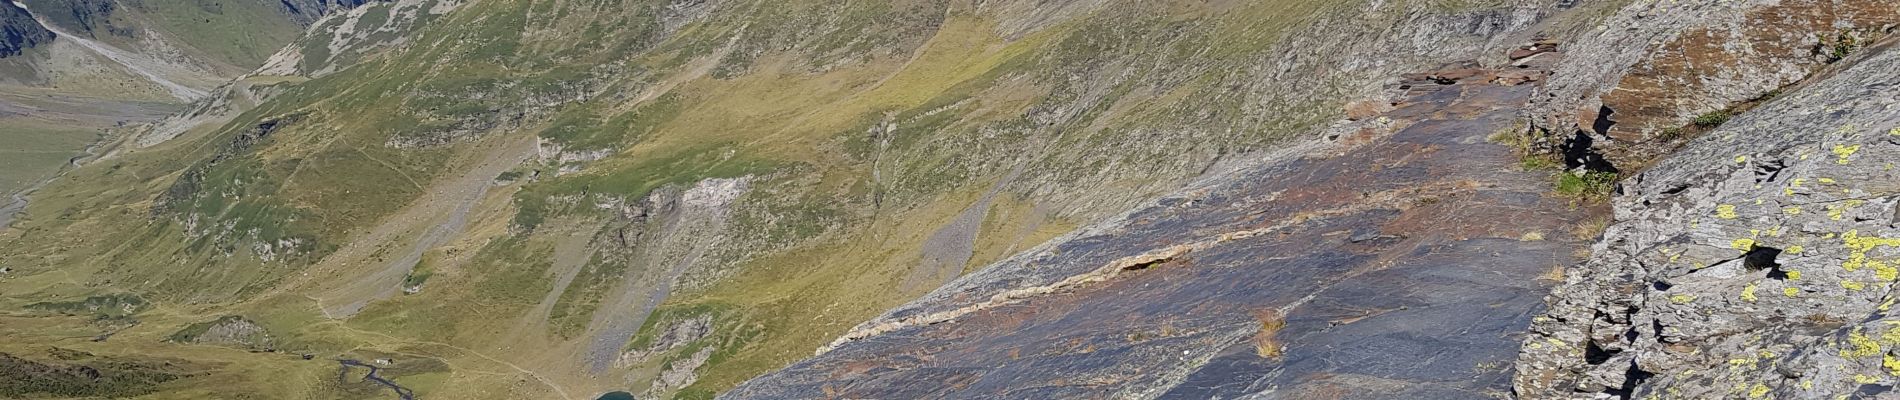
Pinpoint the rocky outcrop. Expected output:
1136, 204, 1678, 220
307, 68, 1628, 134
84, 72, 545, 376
170, 315, 276, 350
615, 314, 714, 368
0, 2, 53, 58
17, 0, 123, 39
575, 176, 751, 376
276, 0, 371, 26
1525, 0, 1900, 169
1514, 35, 1900, 399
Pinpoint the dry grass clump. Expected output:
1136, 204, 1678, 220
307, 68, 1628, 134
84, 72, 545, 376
1252, 309, 1286, 358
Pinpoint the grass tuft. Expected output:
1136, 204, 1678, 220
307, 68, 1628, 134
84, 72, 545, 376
1554, 171, 1618, 203
1691, 110, 1730, 128
1251, 309, 1285, 359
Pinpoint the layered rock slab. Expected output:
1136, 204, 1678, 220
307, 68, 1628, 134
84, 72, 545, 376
728, 70, 1592, 398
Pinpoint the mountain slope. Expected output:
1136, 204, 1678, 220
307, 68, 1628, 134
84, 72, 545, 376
16, 0, 1900, 399
0, 0, 1597, 398
730, 57, 1595, 399
0, 0, 362, 228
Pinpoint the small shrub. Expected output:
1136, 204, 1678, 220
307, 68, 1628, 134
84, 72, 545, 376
1692, 110, 1730, 128
1757, 89, 1783, 102
1657, 127, 1684, 141
1832, 33, 1859, 61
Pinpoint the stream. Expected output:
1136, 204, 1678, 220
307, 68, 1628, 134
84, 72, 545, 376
337, 359, 417, 400
0, 140, 101, 229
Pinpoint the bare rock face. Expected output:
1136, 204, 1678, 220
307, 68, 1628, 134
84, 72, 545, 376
171, 315, 276, 351
1515, 37, 1900, 399
17, 0, 122, 39
727, 59, 1592, 399
1525, 0, 1900, 168
0, 2, 53, 58
615, 314, 714, 368
275, 0, 370, 26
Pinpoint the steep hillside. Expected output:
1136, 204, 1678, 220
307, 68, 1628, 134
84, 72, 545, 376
12, 0, 1900, 398
0, 0, 349, 94
0, 0, 1600, 398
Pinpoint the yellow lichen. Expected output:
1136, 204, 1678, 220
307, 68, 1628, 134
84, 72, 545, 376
1736, 155, 1749, 163
1748, 383, 1770, 398
1785, 206, 1803, 215
1857, 374, 1880, 384
1877, 260, 1899, 282
1801, 379, 1814, 390
1788, 245, 1804, 254
1784, 287, 1800, 297
1670, 294, 1697, 304
1887, 354, 1900, 377
1882, 326, 1900, 346
1787, 270, 1803, 280
1883, 297, 1898, 311
1733, 238, 1757, 251
1843, 231, 1900, 274
1835, 144, 1862, 164
1820, 177, 1837, 184
1844, 280, 1866, 291
1717, 204, 1739, 219
1743, 282, 1760, 301
1846, 328, 1882, 358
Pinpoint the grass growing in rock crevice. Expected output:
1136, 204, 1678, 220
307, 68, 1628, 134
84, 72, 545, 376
1492, 123, 1620, 204
1554, 171, 1618, 203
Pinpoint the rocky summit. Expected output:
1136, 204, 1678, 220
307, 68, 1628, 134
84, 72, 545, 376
0, 0, 1898, 399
